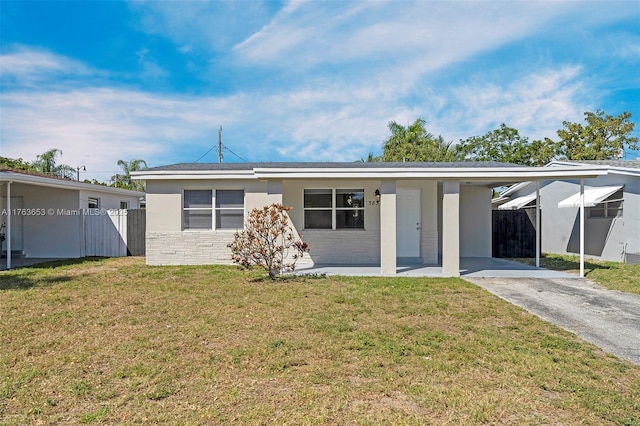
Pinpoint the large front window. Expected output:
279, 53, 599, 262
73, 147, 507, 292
183, 189, 244, 230
183, 190, 212, 230
215, 190, 244, 229
304, 189, 365, 229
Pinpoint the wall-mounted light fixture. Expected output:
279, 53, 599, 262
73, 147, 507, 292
375, 189, 381, 202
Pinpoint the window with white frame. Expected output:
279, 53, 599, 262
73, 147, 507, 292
183, 190, 212, 229
215, 190, 244, 229
303, 188, 365, 229
588, 190, 623, 218
183, 189, 244, 230
88, 197, 100, 209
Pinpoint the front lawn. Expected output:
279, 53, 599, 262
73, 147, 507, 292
1, 257, 638, 425
515, 253, 640, 295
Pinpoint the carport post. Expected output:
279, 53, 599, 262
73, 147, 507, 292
6, 181, 11, 270
535, 181, 540, 268
580, 179, 584, 278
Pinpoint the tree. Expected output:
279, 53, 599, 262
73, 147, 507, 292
380, 118, 462, 162
31, 148, 75, 179
554, 110, 638, 160
456, 124, 557, 166
110, 159, 148, 191
0, 156, 37, 172
228, 204, 310, 279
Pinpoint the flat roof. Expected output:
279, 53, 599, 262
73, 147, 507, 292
143, 161, 519, 172
0, 169, 144, 196
132, 161, 608, 185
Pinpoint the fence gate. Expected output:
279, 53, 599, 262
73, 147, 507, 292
126, 209, 146, 256
83, 210, 128, 257
492, 209, 538, 258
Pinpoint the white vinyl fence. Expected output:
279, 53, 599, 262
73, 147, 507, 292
83, 209, 128, 257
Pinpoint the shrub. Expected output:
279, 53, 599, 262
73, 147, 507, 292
228, 204, 310, 278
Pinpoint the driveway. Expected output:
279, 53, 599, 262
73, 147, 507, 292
465, 277, 640, 365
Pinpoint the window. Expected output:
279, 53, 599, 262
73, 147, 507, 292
215, 190, 244, 229
120, 201, 129, 209
183, 190, 212, 230
304, 189, 332, 229
588, 190, 623, 218
88, 197, 100, 209
336, 189, 365, 229
303, 188, 365, 230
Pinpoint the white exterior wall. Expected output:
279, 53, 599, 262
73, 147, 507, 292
513, 175, 640, 262
145, 179, 269, 265
79, 189, 140, 209
146, 178, 442, 267
459, 185, 492, 257
283, 179, 381, 265
1, 184, 143, 259
14, 184, 83, 258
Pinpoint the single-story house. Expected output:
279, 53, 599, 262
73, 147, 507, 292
495, 159, 640, 264
1, 167, 144, 268
133, 161, 611, 277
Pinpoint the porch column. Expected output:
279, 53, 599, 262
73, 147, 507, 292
267, 180, 284, 205
6, 181, 11, 270
535, 181, 540, 268
442, 181, 460, 277
579, 179, 585, 278
380, 180, 396, 275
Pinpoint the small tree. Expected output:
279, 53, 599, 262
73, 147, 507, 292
228, 204, 310, 278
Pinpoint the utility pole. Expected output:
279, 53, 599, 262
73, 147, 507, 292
217, 126, 223, 163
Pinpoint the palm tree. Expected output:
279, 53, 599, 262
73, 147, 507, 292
381, 118, 462, 162
110, 159, 148, 191
32, 148, 75, 179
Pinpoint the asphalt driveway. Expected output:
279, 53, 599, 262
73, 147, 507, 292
465, 277, 640, 365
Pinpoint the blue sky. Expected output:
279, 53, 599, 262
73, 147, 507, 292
1, 1, 639, 181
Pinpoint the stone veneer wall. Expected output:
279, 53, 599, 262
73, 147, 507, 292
146, 231, 236, 265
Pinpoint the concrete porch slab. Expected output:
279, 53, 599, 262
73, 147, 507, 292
293, 257, 575, 279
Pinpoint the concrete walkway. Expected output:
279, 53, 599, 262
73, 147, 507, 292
465, 276, 640, 365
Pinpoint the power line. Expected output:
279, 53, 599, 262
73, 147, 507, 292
194, 146, 215, 163
223, 145, 246, 162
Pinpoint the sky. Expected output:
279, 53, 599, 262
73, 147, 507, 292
1, 0, 639, 182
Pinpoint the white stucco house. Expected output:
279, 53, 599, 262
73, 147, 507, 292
133, 161, 611, 277
1, 167, 144, 268
496, 160, 640, 264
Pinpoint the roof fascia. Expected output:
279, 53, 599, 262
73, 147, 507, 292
549, 160, 640, 177
252, 166, 607, 180
131, 170, 255, 180
0, 172, 144, 196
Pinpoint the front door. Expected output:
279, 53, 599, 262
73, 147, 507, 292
396, 188, 421, 258
1, 197, 24, 254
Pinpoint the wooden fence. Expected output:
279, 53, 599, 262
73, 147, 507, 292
492, 209, 538, 258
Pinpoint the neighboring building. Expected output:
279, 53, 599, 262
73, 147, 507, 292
1, 167, 144, 263
133, 162, 607, 276
496, 160, 640, 263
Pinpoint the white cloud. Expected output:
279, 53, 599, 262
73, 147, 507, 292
0, 46, 98, 83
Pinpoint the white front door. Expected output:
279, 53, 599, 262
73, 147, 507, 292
396, 188, 421, 258
1, 197, 24, 253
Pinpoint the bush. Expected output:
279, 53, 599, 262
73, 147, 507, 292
228, 204, 310, 278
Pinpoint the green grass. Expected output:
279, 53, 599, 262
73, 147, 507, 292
1, 257, 639, 425
515, 253, 640, 295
